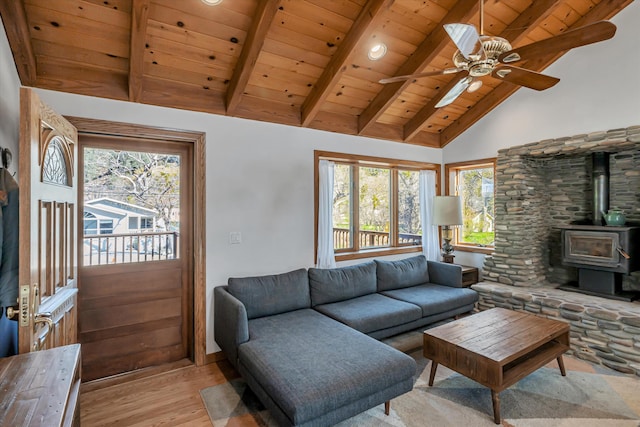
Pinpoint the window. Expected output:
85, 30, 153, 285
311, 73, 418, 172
141, 217, 154, 229
316, 151, 439, 261
83, 215, 114, 235
84, 212, 98, 235
128, 217, 139, 230
99, 220, 114, 235
445, 159, 496, 253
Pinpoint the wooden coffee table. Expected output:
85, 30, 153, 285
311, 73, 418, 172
423, 308, 570, 424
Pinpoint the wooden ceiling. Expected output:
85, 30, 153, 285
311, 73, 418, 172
0, 0, 633, 147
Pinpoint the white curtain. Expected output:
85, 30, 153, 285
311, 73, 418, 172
420, 170, 440, 261
317, 160, 336, 268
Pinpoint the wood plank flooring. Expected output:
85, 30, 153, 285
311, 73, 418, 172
80, 359, 238, 426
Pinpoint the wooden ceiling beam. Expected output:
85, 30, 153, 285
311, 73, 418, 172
308, 111, 440, 148
439, 0, 634, 147
226, 0, 281, 115
35, 57, 129, 101
0, 0, 37, 85
404, 0, 563, 142
357, 0, 480, 135
141, 76, 226, 114
129, 0, 150, 102
300, 0, 393, 127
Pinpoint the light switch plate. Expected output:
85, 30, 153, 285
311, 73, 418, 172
229, 231, 242, 244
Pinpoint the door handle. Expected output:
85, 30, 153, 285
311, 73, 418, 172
34, 311, 54, 351
35, 311, 54, 329
5, 303, 19, 321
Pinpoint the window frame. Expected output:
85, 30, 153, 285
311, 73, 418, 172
315, 150, 440, 262
444, 158, 496, 254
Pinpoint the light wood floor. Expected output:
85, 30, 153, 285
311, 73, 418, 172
78, 330, 428, 426
80, 359, 238, 426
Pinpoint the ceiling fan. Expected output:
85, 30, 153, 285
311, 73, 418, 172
379, 1, 617, 108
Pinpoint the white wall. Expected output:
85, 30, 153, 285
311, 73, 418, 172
3, 2, 637, 354
33, 88, 441, 353
0, 14, 20, 178
443, 1, 640, 269
0, 11, 440, 354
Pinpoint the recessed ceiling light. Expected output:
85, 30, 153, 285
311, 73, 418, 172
201, 0, 222, 5
368, 43, 387, 61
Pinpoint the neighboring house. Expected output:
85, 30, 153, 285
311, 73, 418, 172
83, 197, 158, 236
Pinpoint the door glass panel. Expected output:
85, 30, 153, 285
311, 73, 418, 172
83, 148, 181, 266
43, 136, 70, 186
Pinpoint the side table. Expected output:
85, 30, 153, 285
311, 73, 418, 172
459, 265, 479, 287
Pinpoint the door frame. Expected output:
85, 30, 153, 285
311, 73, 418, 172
66, 116, 207, 366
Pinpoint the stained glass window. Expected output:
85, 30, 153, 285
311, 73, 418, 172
43, 137, 69, 186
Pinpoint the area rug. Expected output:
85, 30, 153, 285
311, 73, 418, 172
200, 351, 640, 427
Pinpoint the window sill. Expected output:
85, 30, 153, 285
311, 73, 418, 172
453, 245, 494, 255
335, 246, 421, 262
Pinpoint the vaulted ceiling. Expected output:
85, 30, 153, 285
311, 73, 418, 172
0, 0, 633, 147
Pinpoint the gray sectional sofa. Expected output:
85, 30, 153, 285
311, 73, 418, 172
214, 255, 478, 426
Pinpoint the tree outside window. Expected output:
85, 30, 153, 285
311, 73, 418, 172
316, 151, 438, 261
446, 159, 496, 250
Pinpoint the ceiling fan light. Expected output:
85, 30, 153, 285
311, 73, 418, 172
201, 0, 223, 5
368, 43, 387, 61
501, 52, 521, 63
467, 79, 483, 92
496, 68, 512, 79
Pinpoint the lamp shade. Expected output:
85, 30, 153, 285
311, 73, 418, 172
432, 196, 463, 226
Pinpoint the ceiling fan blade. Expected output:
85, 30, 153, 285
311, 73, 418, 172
378, 67, 461, 84
499, 21, 617, 64
444, 23, 482, 59
492, 65, 560, 91
435, 72, 472, 108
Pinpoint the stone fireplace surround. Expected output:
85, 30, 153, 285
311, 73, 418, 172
476, 125, 640, 376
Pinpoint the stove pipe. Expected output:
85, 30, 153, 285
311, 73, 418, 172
592, 152, 609, 225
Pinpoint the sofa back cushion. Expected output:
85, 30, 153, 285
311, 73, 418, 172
309, 262, 377, 306
228, 268, 311, 319
375, 255, 430, 291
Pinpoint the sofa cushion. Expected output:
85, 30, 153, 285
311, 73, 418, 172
314, 293, 422, 334
238, 309, 416, 426
381, 283, 478, 317
375, 255, 430, 291
309, 262, 377, 306
228, 268, 310, 319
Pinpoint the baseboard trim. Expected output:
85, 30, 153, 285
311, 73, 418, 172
81, 358, 194, 393
204, 351, 226, 365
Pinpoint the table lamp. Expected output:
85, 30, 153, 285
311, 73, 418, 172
432, 196, 463, 263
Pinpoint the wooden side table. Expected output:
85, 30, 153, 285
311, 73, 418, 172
460, 265, 479, 287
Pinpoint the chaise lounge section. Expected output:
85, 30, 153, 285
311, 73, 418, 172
214, 255, 478, 426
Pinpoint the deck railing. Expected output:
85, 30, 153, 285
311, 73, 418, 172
333, 228, 421, 250
83, 231, 178, 266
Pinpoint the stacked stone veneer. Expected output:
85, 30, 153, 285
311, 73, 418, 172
473, 283, 640, 376
476, 125, 640, 376
483, 125, 640, 291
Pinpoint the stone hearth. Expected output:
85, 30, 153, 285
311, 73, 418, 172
473, 282, 640, 377
477, 125, 640, 376
483, 125, 640, 291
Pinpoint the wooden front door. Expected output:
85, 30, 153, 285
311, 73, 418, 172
78, 135, 194, 381
18, 88, 78, 353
